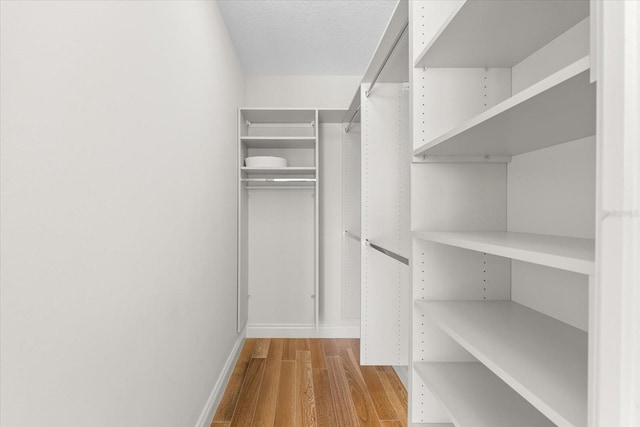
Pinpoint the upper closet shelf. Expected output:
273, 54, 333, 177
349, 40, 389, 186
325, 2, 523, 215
413, 231, 594, 275
414, 0, 589, 68
318, 109, 348, 123
413, 57, 595, 159
241, 108, 316, 124
240, 167, 315, 176
416, 300, 587, 427
240, 136, 316, 149
414, 362, 555, 427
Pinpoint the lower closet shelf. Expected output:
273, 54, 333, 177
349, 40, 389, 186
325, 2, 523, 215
415, 362, 554, 427
416, 300, 587, 427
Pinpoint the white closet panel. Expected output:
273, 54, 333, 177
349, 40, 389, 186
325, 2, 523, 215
507, 136, 596, 239
360, 82, 410, 365
247, 190, 315, 326
511, 18, 590, 94
341, 124, 361, 319
414, 68, 511, 149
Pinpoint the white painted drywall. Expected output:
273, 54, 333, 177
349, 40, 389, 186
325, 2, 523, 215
0, 2, 244, 426
245, 75, 360, 109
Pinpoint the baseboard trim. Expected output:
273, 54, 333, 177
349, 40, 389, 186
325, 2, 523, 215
195, 330, 246, 427
246, 324, 360, 338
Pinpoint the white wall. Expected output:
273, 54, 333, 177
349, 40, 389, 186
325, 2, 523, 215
0, 2, 243, 426
245, 75, 360, 108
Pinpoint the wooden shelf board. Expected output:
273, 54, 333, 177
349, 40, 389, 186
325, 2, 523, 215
414, 0, 589, 68
412, 231, 594, 275
415, 362, 555, 427
416, 300, 587, 427
241, 136, 316, 149
240, 167, 316, 176
413, 57, 595, 159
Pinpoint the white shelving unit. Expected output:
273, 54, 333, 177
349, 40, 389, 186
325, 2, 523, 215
414, 362, 555, 427
412, 231, 594, 275
414, 0, 589, 69
413, 57, 595, 158
416, 300, 587, 427
410, 1, 596, 426
237, 108, 319, 334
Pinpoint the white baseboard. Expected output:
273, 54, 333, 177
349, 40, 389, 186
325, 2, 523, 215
393, 365, 409, 390
195, 330, 246, 427
246, 323, 360, 338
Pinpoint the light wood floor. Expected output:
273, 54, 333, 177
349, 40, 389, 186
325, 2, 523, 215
211, 338, 408, 427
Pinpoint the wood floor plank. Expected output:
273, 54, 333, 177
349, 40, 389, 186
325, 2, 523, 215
253, 339, 284, 426
296, 351, 317, 426
312, 369, 338, 427
339, 348, 381, 427
310, 339, 327, 370
322, 338, 339, 357
349, 338, 361, 361
253, 338, 271, 358
212, 339, 256, 422
296, 338, 311, 352
283, 338, 297, 361
326, 356, 360, 426
334, 338, 352, 349
274, 361, 296, 426
212, 339, 409, 427
361, 365, 398, 421
229, 358, 266, 426
377, 370, 408, 427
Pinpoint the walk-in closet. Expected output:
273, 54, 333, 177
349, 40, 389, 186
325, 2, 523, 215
2, 1, 637, 426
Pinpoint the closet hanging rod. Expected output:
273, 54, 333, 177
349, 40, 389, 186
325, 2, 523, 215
247, 186, 315, 190
344, 230, 361, 242
245, 121, 315, 128
365, 21, 409, 98
344, 106, 361, 133
241, 178, 316, 183
365, 239, 409, 265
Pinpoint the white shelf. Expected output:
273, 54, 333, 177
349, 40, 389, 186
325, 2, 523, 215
240, 167, 316, 177
318, 109, 348, 123
414, 362, 554, 427
413, 57, 595, 159
240, 108, 316, 124
416, 300, 587, 427
412, 230, 594, 275
240, 136, 316, 149
414, 0, 588, 68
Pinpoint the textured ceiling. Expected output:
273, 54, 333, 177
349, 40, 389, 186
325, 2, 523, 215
217, 0, 398, 75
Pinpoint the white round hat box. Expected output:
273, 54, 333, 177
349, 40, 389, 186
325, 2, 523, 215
245, 156, 287, 168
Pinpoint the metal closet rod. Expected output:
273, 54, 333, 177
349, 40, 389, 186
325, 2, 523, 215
344, 230, 361, 242
365, 239, 409, 266
241, 178, 316, 182
247, 186, 315, 190
365, 21, 409, 98
344, 106, 361, 134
